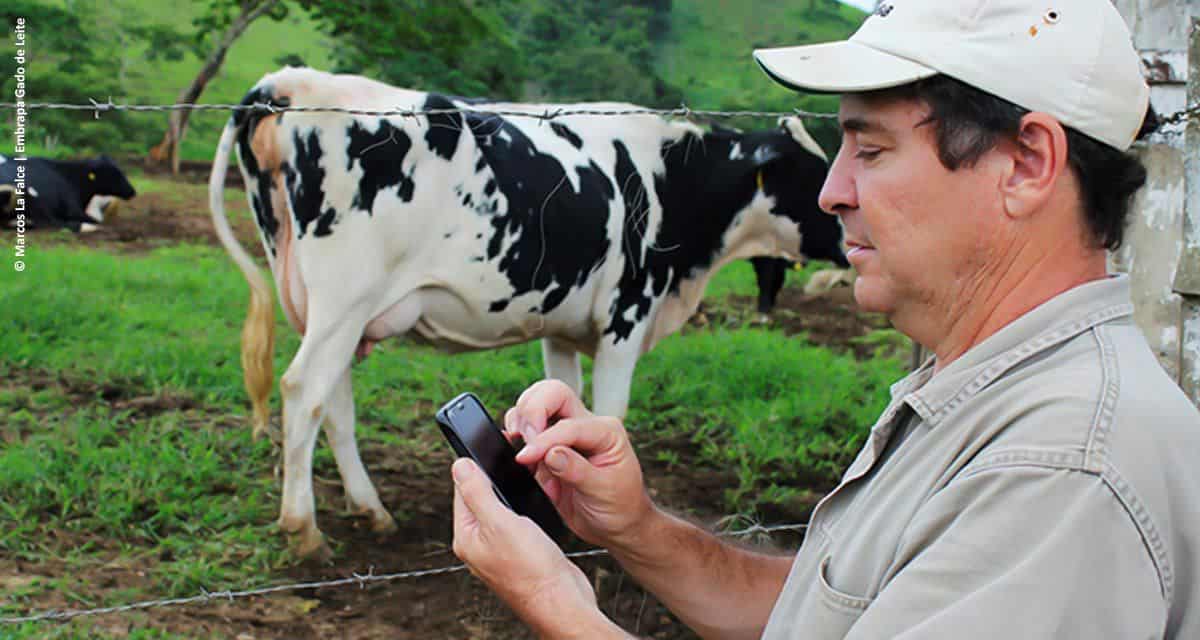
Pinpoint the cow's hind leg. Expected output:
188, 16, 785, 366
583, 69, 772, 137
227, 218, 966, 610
277, 310, 370, 562
542, 337, 583, 398
322, 368, 396, 535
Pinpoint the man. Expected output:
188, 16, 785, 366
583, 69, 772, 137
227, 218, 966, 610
450, 1, 1200, 638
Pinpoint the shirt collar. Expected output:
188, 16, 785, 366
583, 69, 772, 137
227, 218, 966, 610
898, 275, 1135, 426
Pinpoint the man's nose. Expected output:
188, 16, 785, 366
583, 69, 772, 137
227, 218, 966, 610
818, 146, 857, 215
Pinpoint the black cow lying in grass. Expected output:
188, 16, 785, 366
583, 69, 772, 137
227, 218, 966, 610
0, 154, 137, 231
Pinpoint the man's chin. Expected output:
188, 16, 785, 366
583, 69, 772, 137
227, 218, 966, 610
850, 279, 895, 315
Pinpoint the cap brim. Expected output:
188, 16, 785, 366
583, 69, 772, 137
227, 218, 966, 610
754, 40, 938, 94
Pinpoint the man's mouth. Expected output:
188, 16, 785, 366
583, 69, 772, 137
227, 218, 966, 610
845, 241, 875, 261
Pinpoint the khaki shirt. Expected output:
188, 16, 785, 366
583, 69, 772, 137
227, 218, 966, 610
763, 276, 1200, 639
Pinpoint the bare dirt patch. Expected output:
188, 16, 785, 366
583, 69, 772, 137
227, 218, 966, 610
691, 285, 897, 359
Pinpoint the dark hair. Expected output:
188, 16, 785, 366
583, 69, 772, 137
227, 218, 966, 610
874, 75, 1149, 251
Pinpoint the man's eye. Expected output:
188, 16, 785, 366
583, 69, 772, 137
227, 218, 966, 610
855, 148, 882, 160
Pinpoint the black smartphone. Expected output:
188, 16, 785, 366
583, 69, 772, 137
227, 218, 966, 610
436, 392, 568, 542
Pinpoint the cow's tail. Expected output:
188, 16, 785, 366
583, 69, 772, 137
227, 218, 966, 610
210, 119, 276, 440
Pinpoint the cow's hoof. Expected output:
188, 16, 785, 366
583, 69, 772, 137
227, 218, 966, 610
292, 529, 334, 565
347, 501, 399, 536
252, 421, 282, 445
370, 512, 399, 536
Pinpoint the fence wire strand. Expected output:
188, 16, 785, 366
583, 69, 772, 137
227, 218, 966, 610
0, 522, 807, 625
0, 100, 839, 121
1, 99, 1197, 136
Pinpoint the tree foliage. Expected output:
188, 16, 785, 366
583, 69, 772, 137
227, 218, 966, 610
291, 0, 680, 105
496, 0, 681, 105
297, 0, 525, 99
0, 1, 156, 155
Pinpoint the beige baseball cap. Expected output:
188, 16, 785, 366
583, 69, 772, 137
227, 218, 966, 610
753, 0, 1149, 150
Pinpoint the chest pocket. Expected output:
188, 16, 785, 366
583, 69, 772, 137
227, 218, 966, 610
814, 554, 874, 631
764, 534, 878, 640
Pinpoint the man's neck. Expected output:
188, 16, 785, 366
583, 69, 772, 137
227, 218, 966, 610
914, 243, 1108, 375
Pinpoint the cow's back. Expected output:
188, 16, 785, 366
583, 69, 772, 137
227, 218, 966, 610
236, 69, 697, 350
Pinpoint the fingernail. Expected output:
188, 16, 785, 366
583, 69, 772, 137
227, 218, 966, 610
520, 420, 536, 444
545, 448, 567, 473
452, 459, 469, 485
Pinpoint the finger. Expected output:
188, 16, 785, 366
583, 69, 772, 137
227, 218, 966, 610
515, 416, 624, 465
542, 445, 592, 486
451, 467, 478, 562
452, 458, 508, 524
514, 380, 590, 435
504, 407, 519, 434
534, 461, 563, 503
505, 402, 541, 446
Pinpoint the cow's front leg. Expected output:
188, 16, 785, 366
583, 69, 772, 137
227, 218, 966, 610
278, 311, 368, 563
322, 368, 396, 535
541, 337, 583, 399
591, 335, 645, 418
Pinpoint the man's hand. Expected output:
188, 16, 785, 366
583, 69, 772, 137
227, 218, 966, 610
496, 381, 792, 638
504, 380, 655, 549
451, 458, 628, 639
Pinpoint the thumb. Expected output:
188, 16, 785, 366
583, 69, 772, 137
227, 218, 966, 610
452, 458, 506, 524
543, 446, 592, 486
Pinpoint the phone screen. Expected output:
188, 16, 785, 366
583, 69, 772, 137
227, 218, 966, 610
436, 392, 568, 542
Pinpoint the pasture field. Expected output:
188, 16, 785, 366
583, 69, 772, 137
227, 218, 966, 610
0, 168, 908, 638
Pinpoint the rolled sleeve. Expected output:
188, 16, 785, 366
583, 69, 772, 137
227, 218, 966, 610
846, 465, 1167, 639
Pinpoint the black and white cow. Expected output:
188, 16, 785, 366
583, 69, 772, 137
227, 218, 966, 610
0, 153, 137, 231
208, 67, 844, 559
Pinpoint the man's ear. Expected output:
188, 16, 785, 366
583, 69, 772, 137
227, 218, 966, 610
1001, 112, 1069, 219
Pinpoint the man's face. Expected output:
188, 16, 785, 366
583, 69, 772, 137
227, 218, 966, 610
819, 94, 1007, 324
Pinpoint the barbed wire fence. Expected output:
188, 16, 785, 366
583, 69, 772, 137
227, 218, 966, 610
0, 99, 840, 122
0, 522, 808, 625
1, 99, 1196, 133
